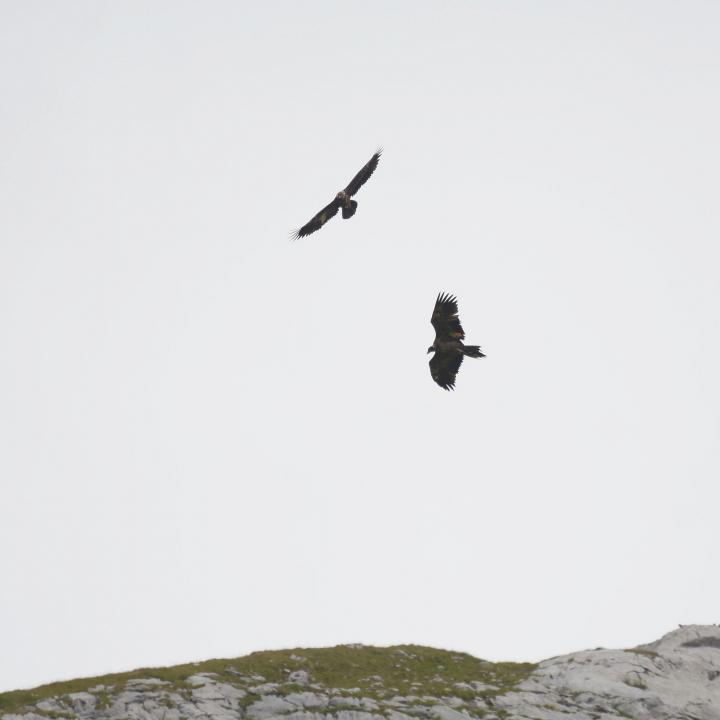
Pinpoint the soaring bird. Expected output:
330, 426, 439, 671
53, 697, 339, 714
291, 149, 382, 239
428, 293, 485, 390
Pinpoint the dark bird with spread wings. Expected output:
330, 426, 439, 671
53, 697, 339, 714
291, 149, 382, 239
428, 293, 485, 390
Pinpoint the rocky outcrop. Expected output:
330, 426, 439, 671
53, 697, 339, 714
2, 625, 719, 720
495, 624, 720, 719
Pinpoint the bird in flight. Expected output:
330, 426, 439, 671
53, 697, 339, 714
291, 149, 382, 239
428, 293, 485, 390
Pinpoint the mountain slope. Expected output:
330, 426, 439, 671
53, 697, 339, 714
2, 625, 719, 720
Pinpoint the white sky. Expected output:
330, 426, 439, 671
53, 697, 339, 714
2, 0, 719, 694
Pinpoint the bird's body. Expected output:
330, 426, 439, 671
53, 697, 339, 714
292, 150, 381, 239
428, 293, 484, 390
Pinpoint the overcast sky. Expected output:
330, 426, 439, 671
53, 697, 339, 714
2, 0, 719, 694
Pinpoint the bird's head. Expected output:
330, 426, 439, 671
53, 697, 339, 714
427, 345, 435, 354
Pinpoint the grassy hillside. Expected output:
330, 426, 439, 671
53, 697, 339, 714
0, 644, 536, 716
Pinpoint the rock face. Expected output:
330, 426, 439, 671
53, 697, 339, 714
496, 624, 720, 719
2, 625, 719, 720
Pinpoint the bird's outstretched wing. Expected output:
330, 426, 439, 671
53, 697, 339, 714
431, 292, 465, 341
292, 197, 341, 239
343, 149, 382, 197
430, 351, 464, 391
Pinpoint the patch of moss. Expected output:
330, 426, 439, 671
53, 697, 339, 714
156, 695, 177, 709
623, 676, 647, 690
93, 689, 115, 711
625, 648, 658, 659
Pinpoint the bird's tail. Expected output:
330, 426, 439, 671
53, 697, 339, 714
342, 200, 358, 219
462, 345, 485, 358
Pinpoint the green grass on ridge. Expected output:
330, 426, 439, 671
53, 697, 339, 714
0, 644, 536, 717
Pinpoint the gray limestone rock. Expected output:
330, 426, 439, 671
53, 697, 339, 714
283, 693, 328, 709
430, 706, 469, 720
126, 680, 170, 688
36, 701, 67, 713
496, 624, 720, 720
335, 712, 380, 720
328, 697, 363, 709
192, 682, 246, 703
246, 695, 296, 719
288, 671, 310, 685
359, 698, 380, 711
